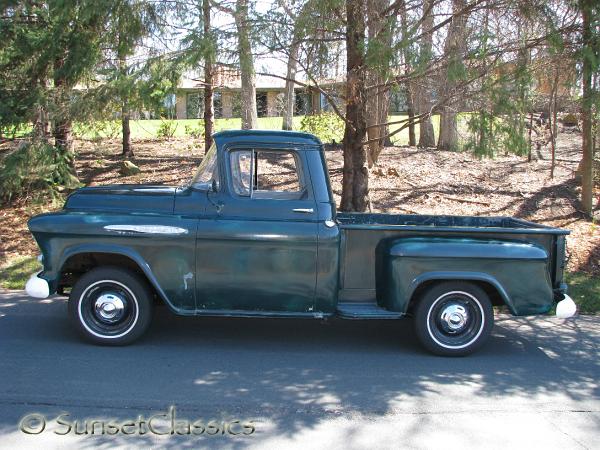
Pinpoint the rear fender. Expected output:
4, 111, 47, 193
377, 237, 554, 316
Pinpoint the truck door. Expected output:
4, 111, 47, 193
195, 146, 318, 313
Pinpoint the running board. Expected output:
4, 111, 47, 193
336, 302, 404, 319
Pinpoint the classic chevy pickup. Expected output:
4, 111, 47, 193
26, 130, 576, 355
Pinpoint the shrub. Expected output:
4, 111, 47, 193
184, 120, 205, 139
0, 140, 81, 204
157, 119, 177, 139
300, 112, 344, 143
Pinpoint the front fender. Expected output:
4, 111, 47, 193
50, 244, 185, 314
29, 211, 198, 313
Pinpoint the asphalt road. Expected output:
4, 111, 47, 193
0, 289, 598, 449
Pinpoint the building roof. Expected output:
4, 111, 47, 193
179, 69, 287, 91
178, 64, 345, 91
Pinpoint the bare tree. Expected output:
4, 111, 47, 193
282, 31, 301, 130
437, 0, 468, 151
203, 0, 215, 150
235, 0, 258, 129
415, 0, 436, 148
580, 0, 594, 216
365, 0, 395, 166
399, 0, 416, 146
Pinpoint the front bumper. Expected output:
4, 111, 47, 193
556, 294, 576, 318
25, 272, 50, 299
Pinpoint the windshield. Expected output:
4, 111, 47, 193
190, 143, 219, 190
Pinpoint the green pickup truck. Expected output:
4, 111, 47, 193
26, 130, 576, 355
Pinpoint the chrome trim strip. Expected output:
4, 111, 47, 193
104, 225, 188, 235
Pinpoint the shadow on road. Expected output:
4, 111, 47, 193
0, 293, 598, 448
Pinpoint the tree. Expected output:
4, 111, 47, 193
235, 0, 258, 129
203, 0, 215, 150
279, 1, 308, 131
49, 1, 111, 155
365, 0, 395, 166
340, 0, 369, 211
105, 0, 159, 157
579, 0, 597, 216
437, 0, 468, 151
415, 0, 436, 148
399, 0, 416, 147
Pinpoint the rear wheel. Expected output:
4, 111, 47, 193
68, 266, 153, 345
414, 282, 494, 356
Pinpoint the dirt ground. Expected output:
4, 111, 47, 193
1, 131, 598, 275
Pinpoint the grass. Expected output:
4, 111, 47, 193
72, 116, 307, 140
4, 114, 449, 145
74, 114, 443, 145
0, 255, 40, 290
566, 272, 600, 315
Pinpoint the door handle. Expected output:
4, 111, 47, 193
292, 208, 314, 214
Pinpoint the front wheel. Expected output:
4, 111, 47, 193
414, 282, 494, 356
68, 266, 153, 345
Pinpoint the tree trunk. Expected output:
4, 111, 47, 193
365, 0, 393, 166
235, 0, 258, 130
118, 34, 133, 158
406, 84, 416, 146
340, 0, 369, 212
399, 0, 416, 147
438, 0, 467, 151
527, 112, 533, 162
416, 0, 435, 148
549, 68, 559, 178
580, 0, 594, 216
203, 0, 214, 151
33, 104, 50, 141
52, 57, 73, 154
282, 38, 300, 130
121, 107, 132, 157
438, 110, 457, 151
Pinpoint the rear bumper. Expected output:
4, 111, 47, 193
25, 272, 50, 299
556, 294, 576, 318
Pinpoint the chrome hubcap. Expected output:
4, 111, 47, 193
94, 293, 126, 323
440, 303, 469, 332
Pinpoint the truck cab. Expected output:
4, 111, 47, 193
175, 130, 339, 315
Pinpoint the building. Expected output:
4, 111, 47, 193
174, 65, 409, 120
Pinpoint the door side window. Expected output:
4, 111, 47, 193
229, 149, 306, 200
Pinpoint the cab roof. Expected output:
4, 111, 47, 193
213, 129, 323, 149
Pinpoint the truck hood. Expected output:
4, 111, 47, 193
64, 185, 177, 214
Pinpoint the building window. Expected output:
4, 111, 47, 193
163, 93, 176, 119
256, 92, 268, 117
214, 91, 223, 119
294, 93, 307, 115
186, 92, 204, 119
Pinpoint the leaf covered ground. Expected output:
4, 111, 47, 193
0, 130, 598, 280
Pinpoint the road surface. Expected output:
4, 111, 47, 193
0, 289, 598, 449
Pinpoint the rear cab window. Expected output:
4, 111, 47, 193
229, 149, 307, 200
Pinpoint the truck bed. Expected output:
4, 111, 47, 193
337, 213, 565, 232
336, 213, 568, 303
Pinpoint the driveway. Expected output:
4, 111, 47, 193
0, 290, 598, 449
